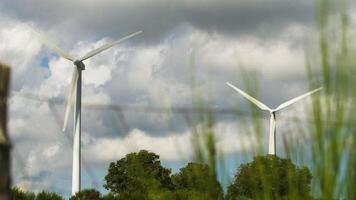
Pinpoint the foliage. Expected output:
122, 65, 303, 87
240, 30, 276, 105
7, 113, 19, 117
70, 189, 101, 200
36, 191, 64, 200
172, 162, 223, 200
226, 155, 313, 200
11, 187, 65, 200
11, 187, 35, 200
104, 150, 174, 200
297, 0, 355, 199
101, 192, 118, 200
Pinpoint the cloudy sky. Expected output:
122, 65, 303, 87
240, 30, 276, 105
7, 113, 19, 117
1, 0, 355, 197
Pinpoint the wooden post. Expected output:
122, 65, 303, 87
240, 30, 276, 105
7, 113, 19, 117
0, 62, 11, 200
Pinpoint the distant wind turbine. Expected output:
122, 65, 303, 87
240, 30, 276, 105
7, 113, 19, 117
226, 82, 322, 155
34, 29, 142, 195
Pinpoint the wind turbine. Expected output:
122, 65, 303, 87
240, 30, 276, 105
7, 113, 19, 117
226, 82, 322, 155
34, 29, 142, 195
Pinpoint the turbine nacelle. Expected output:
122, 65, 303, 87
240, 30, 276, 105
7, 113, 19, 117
74, 60, 85, 70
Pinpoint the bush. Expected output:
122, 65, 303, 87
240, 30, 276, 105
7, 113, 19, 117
11, 187, 64, 200
36, 191, 64, 200
11, 187, 35, 200
101, 192, 118, 200
70, 189, 101, 200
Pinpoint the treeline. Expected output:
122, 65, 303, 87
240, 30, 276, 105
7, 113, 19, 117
11, 150, 314, 200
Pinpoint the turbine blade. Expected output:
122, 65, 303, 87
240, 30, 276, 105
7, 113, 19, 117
226, 82, 271, 111
274, 87, 322, 112
32, 29, 74, 61
62, 67, 78, 131
80, 30, 143, 61
268, 114, 276, 155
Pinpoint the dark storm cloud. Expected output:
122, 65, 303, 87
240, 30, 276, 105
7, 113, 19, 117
0, 0, 316, 42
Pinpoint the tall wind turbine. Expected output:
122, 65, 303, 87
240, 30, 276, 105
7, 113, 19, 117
35, 30, 142, 195
226, 82, 322, 155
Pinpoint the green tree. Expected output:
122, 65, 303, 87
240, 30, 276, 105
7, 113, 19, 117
104, 150, 174, 200
226, 155, 312, 200
70, 189, 101, 200
36, 191, 63, 200
172, 162, 223, 200
11, 187, 35, 200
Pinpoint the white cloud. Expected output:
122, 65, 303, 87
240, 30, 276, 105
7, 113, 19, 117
85, 128, 191, 162
84, 120, 256, 163
44, 144, 60, 158
0, 22, 45, 91
0, 22, 41, 71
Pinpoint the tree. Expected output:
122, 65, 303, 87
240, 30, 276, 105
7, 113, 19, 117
102, 192, 118, 200
226, 155, 313, 200
172, 162, 224, 200
36, 191, 63, 200
11, 187, 35, 200
70, 189, 101, 200
104, 150, 174, 200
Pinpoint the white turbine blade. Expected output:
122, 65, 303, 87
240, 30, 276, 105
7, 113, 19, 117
62, 67, 78, 132
268, 114, 276, 155
274, 87, 322, 112
80, 30, 143, 61
226, 82, 271, 111
32, 29, 74, 61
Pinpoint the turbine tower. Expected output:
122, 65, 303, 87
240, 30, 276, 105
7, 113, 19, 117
226, 82, 321, 155
35, 30, 142, 195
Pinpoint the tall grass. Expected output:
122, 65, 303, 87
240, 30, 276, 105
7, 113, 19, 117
302, 0, 355, 199
264, 0, 354, 199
